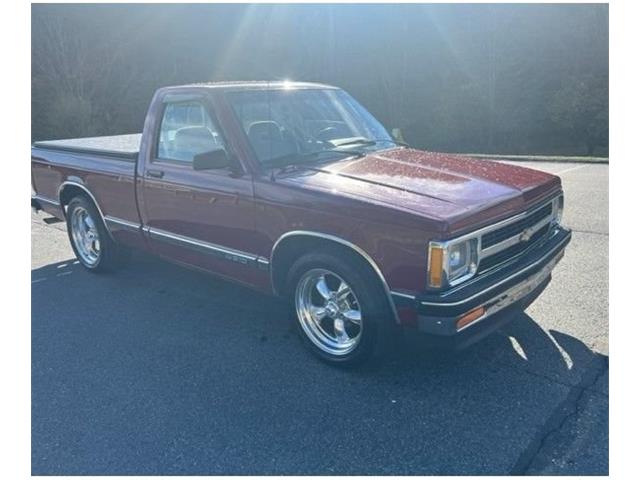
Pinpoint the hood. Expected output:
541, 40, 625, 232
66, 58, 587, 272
278, 148, 561, 234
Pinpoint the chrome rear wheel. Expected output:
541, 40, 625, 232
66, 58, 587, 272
295, 268, 363, 356
70, 206, 101, 267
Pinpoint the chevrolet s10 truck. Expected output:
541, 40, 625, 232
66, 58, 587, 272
31, 81, 571, 365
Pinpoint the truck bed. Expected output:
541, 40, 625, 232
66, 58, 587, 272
31, 133, 141, 224
32, 134, 141, 160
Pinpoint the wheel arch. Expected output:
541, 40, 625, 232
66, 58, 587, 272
269, 231, 399, 322
58, 180, 114, 240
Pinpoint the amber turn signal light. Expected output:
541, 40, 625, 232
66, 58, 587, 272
456, 306, 485, 331
428, 245, 444, 288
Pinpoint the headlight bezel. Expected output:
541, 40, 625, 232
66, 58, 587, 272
552, 195, 564, 226
427, 236, 480, 289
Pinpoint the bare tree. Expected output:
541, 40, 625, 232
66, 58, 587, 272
32, 13, 138, 138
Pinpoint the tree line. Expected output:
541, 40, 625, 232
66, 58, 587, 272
32, 3, 608, 156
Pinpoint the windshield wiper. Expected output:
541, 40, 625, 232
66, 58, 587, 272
263, 148, 366, 171
333, 138, 410, 148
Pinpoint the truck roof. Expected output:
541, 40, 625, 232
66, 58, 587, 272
165, 81, 339, 92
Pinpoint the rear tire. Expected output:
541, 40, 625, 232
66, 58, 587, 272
285, 249, 397, 366
65, 195, 127, 272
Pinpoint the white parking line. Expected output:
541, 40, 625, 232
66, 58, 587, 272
555, 164, 587, 176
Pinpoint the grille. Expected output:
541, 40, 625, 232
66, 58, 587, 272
481, 203, 552, 249
478, 224, 550, 273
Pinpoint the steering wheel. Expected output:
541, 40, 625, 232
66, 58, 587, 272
315, 126, 338, 142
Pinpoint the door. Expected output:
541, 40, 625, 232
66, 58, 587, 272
139, 96, 261, 286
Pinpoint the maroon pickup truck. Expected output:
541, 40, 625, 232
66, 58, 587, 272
31, 81, 571, 365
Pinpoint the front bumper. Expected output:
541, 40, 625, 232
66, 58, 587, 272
393, 226, 571, 349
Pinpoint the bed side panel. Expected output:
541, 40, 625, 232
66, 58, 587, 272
31, 147, 145, 248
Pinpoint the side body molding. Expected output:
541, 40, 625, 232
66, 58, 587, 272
270, 230, 400, 323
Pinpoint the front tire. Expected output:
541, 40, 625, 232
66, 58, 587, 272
285, 250, 396, 365
66, 196, 126, 272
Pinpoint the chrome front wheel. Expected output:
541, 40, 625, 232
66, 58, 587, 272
295, 268, 363, 356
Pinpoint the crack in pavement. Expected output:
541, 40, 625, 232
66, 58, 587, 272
569, 229, 608, 236
509, 355, 609, 474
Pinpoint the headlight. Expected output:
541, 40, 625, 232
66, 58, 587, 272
428, 237, 479, 288
552, 195, 564, 226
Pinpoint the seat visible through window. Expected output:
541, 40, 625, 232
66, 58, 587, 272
157, 102, 221, 162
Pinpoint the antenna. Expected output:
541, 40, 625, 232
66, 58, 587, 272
267, 78, 272, 166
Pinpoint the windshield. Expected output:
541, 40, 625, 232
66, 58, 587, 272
226, 88, 396, 166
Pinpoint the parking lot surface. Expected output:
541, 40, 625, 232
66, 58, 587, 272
31, 161, 608, 475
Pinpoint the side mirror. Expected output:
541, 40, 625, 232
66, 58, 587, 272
193, 148, 229, 171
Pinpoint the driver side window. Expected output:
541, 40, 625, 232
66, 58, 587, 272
157, 101, 221, 163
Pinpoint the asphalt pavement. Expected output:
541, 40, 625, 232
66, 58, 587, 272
31, 161, 608, 475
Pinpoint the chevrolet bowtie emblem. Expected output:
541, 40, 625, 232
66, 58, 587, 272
520, 227, 535, 242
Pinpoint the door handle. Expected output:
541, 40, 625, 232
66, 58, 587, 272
147, 169, 165, 179
174, 188, 193, 198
